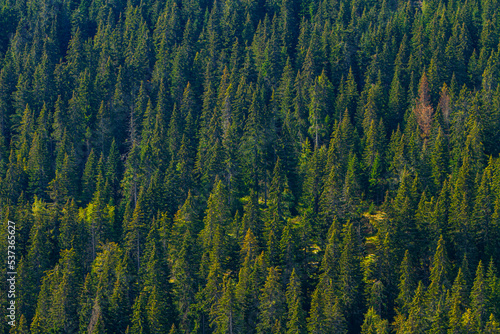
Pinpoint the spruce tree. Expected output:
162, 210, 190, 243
470, 261, 487, 330
361, 307, 389, 334
211, 273, 240, 334
285, 269, 306, 334
256, 267, 285, 334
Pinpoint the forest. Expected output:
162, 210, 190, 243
0, 0, 500, 332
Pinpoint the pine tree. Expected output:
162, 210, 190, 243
308, 71, 333, 148
470, 261, 487, 330
130, 291, 149, 334
170, 205, 198, 334
211, 273, 240, 334
339, 222, 364, 331
50, 139, 78, 202
31, 248, 81, 333
389, 170, 417, 254
449, 137, 478, 262
256, 267, 285, 334
318, 164, 342, 245
396, 250, 415, 317
485, 314, 500, 333
236, 249, 260, 333
95, 101, 112, 154
123, 185, 149, 272
448, 268, 469, 333
299, 145, 327, 218
307, 218, 344, 334
430, 127, 449, 192
401, 282, 428, 334
324, 298, 348, 334
141, 218, 172, 333
486, 259, 500, 322
361, 307, 389, 334
265, 158, 294, 255
59, 199, 85, 253
146, 285, 169, 333
387, 66, 405, 131
17, 198, 56, 323
199, 180, 231, 276
341, 152, 363, 222
285, 269, 306, 334
241, 191, 263, 244
488, 196, 500, 265
79, 243, 131, 334
430, 179, 450, 250
344, 68, 359, 120
240, 87, 268, 196
427, 293, 448, 334
426, 235, 450, 313
81, 150, 97, 204
293, 70, 309, 141
10, 314, 29, 334
473, 158, 494, 259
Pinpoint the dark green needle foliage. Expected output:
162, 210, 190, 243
0, 0, 499, 332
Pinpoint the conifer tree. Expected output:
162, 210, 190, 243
307, 218, 343, 334
59, 199, 85, 254
486, 259, 500, 321
308, 71, 333, 148
81, 149, 97, 204
265, 158, 293, 254
17, 198, 55, 323
31, 248, 81, 333
473, 158, 494, 258
400, 282, 428, 334
470, 260, 487, 330
387, 66, 405, 131
256, 267, 285, 334
285, 269, 306, 334
485, 314, 500, 333
199, 180, 231, 276
211, 273, 240, 334
340, 222, 364, 331
430, 126, 449, 192
396, 250, 415, 317
426, 235, 450, 313
448, 268, 469, 333
130, 291, 149, 334
361, 307, 389, 334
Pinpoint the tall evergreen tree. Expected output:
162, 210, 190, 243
256, 267, 285, 334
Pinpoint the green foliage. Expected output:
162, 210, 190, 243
285, 269, 306, 334
32, 249, 81, 333
361, 307, 389, 334
0, 0, 499, 331
256, 267, 285, 334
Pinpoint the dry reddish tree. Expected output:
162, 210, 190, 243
414, 72, 434, 139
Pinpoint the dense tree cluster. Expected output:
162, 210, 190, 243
1, 0, 500, 332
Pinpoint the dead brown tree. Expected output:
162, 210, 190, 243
414, 72, 434, 139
